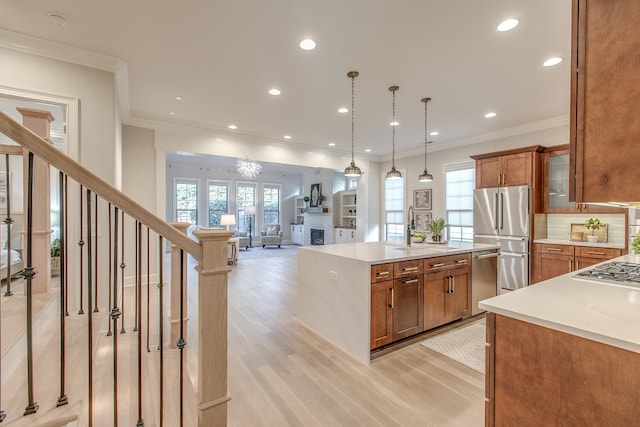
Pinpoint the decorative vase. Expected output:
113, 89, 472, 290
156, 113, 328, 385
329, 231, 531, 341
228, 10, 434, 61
587, 235, 598, 243
432, 234, 442, 243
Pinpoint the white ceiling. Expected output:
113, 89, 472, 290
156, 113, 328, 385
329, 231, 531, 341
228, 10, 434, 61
0, 0, 571, 161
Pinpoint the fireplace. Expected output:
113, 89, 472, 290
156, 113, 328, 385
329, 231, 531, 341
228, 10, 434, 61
310, 228, 325, 245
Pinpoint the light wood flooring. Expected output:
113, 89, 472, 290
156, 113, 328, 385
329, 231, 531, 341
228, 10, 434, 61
225, 248, 485, 426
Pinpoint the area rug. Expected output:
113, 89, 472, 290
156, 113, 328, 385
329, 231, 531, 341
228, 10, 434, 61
420, 320, 486, 374
238, 245, 299, 260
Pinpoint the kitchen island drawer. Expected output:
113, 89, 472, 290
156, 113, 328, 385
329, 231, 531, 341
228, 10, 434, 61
394, 259, 423, 277
424, 253, 471, 272
371, 263, 394, 283
536, 243, 574, 256
575, 246, 622, 260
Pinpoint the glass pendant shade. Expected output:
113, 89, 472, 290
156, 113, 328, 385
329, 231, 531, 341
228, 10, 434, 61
385, 85, 401, 181
344, 71, 362, 177
345, 161, 362, 177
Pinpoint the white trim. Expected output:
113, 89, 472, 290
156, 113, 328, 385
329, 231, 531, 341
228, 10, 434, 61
0, 85, 79, 160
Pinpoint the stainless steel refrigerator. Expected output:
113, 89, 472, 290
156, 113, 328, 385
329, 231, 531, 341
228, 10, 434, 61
473, 185, 530, 291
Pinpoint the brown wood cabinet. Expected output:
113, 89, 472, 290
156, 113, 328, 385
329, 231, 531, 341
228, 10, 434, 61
485, 313, 640, 426
370, 254, 472, 351
471, 146, 543, 189
532, 242, 623, 283
569, 0, 640, 203
370, 279, 393, 349
424, 254, 471, 330
543, 145, 626, 213
392, 275, 424, 341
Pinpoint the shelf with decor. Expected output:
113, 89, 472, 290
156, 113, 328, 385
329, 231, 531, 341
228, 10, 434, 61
339, 190, 357, 229
294, 196, 305, 224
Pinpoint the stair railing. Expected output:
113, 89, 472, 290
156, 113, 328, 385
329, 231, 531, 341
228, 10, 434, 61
0, 110, 231, 427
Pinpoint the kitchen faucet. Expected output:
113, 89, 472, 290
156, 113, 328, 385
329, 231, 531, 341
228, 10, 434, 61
407, 205, 415, 246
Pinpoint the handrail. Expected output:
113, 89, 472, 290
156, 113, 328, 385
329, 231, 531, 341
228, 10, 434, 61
0, 111, 201, 259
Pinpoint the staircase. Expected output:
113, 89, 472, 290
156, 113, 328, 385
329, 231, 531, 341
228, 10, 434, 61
0, 111, 231, 426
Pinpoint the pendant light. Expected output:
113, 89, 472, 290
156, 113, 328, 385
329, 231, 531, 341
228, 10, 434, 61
344, 71, 362, 177
386, 85, 402, 180
418, 97, 434, 182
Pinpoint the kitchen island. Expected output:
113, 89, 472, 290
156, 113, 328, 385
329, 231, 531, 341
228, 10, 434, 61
297, 241, 498, 364
479, 254, 640, 426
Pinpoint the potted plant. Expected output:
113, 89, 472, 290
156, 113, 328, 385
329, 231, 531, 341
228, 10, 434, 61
51, 238, 61, 269
632, 234, 640, 254
585, 217, 601, 243
318, 194, 326, 205
426, 217, 447, 242
303, 196, 310, 208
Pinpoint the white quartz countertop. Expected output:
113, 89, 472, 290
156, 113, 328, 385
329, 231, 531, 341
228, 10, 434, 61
479, 254, 640, 353
533, 238, 626, 249
298, 241, 499, 264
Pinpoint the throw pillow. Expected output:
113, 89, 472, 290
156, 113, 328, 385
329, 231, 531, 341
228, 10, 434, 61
266, 226, 277, 236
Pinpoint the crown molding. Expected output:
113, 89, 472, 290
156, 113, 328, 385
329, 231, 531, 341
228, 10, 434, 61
391, 114, 570, 161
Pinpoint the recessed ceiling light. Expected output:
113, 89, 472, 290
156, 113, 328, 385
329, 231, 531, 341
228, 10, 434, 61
485, 112, 497, 118
269, 88, 281, 96
283, 135, 292, 140
365, 149, 372, 152
299, 39, 316, 50
338, 107, 349, 113
390, 121, 399, 126
328, 142, 336, 147
543, 57, 563, 67
169, 112, 175, 115
175, 96, 183, 101
430, 131, 439, 136
48, 13, 69, 27
497, 18, 519, 32
228, 124, 238, 130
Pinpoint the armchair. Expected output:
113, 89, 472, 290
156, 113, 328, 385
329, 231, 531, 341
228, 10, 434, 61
237, 231, 250, 250
260, 224, 282, 248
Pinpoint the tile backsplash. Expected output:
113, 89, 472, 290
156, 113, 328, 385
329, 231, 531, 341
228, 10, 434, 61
546, 214, 627, 245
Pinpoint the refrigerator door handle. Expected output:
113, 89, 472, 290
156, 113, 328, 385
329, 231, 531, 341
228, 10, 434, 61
493, 193, 498, 231
499, 191, 504, 230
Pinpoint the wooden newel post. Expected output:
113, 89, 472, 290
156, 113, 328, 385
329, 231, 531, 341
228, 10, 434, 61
192, 228, 233, 427
169, 222, 190, 348
18, 107, 54, 295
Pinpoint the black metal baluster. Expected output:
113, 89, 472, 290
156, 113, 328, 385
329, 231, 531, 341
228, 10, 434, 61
107, 203, 112, 337
93, 193, 99, 313
57, 171, 68, 407
134, 222, 139, 332
147, 227, 150, 353
3, 153, 13, 297
23, 151, 38, 416
177, 249, 185, 427
120, 210, 126, 334
78, 185, 85, 315
110, 206, 120, 427
136, 222, 144, 426
64, 175, 69, 316
86, 189, 94, 427
158, 236, 164, 427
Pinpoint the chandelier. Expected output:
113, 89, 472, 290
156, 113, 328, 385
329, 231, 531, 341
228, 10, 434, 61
236, 160, 262, 179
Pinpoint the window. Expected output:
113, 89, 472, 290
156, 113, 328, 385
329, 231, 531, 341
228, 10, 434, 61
263, 184, 281, 225
385, 176, 405, 241
445, 164, 475, 242
237, 182, 257, 233
175, 179, 198, 224
207, 180, 229, 227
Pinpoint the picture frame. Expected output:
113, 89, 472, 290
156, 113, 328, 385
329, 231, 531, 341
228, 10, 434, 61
413, 188, 432, 210
310, 183, 321, 207
414, 211, 432, 233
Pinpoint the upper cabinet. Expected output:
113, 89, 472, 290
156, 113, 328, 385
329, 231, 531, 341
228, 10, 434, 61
544, 145, 626, 213
471, 146, 543, 189
570, 0, 640, 203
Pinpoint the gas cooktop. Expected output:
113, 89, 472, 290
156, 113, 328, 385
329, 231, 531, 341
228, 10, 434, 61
573, 261, 640, 289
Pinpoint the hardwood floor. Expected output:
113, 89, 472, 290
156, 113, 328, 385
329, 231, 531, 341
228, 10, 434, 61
224, 250, 485, 426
